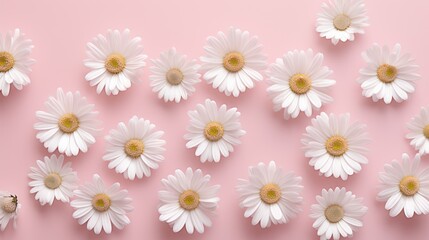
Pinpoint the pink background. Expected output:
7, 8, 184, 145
1, 0, 429, 239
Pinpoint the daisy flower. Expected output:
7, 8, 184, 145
34, 88, 102, 156
103, 116, 166, 180
377, 153, 429, 218
150, 47, 201, 103
407, 106, 429, 155
0, 28, 35, 96
310, 187, 367, 240
316, 0, 369, 45
84, 29, 147, 95
200, 27, 266, 97
236, 161, 303, 228
267, 49, 335, 120
302, 112, 369, 180
358, 43, 420, 104
28, 154, 78, 205
158, 168, 220, 234
0, 193, 20, 231
71, 174, 133, 234
184, 99, 246, 163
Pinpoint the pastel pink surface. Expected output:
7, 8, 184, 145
1, 0, 429, 239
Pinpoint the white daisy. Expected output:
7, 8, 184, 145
358, 43, 420, 104
158, 168, 220, 234
150, 47, 201, 103
103, 116, 166, 180
84, 29, 147, 95
28, 154, 78, 205
0, 28, 35, 96
184, 99, 246, 163
267, 49, 335, 120
200, 27, 266, 97
310, 187, 367, 240
406, 106, 429, 155
71, 174, 133, 234
302, 112, 369, 180
316, 0, 369, 45
377, 153, 429, 218
236, 161, 303, 228
34, 88, 102, 156
0, 193, 20, 231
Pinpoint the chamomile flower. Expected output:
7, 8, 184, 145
84, 29, 147, 95
0, 192, 20, 231
200, 27, 266, 97
184, 99, 246, 163
34, 88, 102, 156
71, 174, 133, 234
28, 154, 78, 205
310, 187, 367, 240
302, 112, 369, 180
406, 106, 429, 155
377, 153, 429, 218
0, 28, 35, 96
236, 161, 303, 228
267, 49, 335, 119
103, 116, 166, 180
150, 47, 201, 103
158, 168, 220, 234
358, 43, 420, 104
316, 0, 369, 45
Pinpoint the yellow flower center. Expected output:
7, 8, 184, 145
333, 14, 351, 31
377, 64, 398, 83
423, 125, 429, 139
166, 68, 184, 85
289, 73, 312, 95
223, 52, 245, 73
260, 183, 281, 204
105, 53, 126, 74
0, 51, 15, 72
325, 204, 344, 223
44, 173, 62, 189
204, 122, 224, 142
124, 139, 144, 158
325, 135, 348, 157
1, 196, 18, 214
92, 193, 111, 212
399, 176, 419, 196
179, 190, 200, 211
58, 113, 79, 134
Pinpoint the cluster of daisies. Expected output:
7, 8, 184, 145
0, 4, 420, 109
0, 0, 428, 239
0, 92, 424, 239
